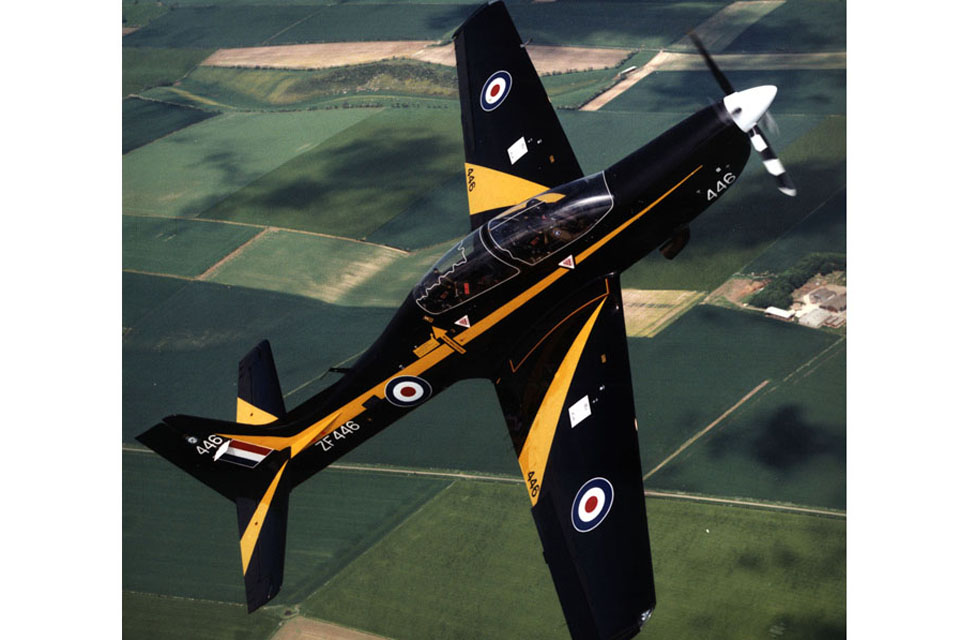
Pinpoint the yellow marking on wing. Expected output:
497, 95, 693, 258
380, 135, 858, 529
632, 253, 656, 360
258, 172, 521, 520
518, 300, 606, 506
214, 168, 701, 461
240, 461, 288, 574
465, 163, 549, 215
236, 397, 278, 425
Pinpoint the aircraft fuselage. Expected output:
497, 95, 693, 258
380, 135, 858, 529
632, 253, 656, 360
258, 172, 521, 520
225, 99, 753, 487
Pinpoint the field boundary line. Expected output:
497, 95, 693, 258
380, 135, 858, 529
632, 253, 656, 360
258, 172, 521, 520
123, 445, 522, 484
198, 228, 271, 280
124, 446, 842, 517
782, 336, 845, 384
122, 268, 195, 281
260, 9, 326, 47
644, 379, 769, 481
122, 211, 411, 255
645, 490, 845, 518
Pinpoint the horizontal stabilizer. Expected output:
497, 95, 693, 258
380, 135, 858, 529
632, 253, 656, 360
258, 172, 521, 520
137, 415, 292, 611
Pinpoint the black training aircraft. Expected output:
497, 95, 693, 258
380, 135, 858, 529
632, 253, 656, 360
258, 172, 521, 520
137, 3, 795, 639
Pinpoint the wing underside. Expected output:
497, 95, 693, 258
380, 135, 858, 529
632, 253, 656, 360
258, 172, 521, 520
454, 1, 584, 229
494, 276, 655, 640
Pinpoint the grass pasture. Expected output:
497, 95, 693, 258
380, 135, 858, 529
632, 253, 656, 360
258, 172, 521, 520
605, 69, 846, 115
303, 480, 845, 640
122, 275, 397, 440
125, 451, 450, 604
122, 591, 281, 640
123, 98, 218, 154
122, 47, 214, 97
628, 305, 837, 477
723, 0, 847, 54
202, 108, 463, 238
649, 340, 847, 510
122, 215, 261, 277
205, 230, 437, 307
122, 108, 377, 218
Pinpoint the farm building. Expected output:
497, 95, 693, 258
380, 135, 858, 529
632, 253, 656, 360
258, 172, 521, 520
799, 308, 831, 328
823, 293, 846, 312
764, 306, 795, 321
809, 287, 836, 304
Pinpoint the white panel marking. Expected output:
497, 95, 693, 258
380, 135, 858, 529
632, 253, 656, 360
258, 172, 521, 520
508, 136, 528, 165
568, 395, 592, 428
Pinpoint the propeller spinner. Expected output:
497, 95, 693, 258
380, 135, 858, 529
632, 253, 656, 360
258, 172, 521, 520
690, 33, 797, 197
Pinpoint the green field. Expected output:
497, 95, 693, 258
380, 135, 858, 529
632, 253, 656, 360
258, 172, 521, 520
122, 215, 260, 276
650, 340, 846, 509
125, 451, 450, 603
122, 108, 378, 218
724, 0, 847, 53
122, 47, 214, 97
606, 69, 846, 115
303, 480, 845, 639
629, 305, 838, 475
202, 108, 463, 237
206, 230, 441, 307
122, 591, 282, 640
744, 187, 847, 274
123, 98, 218, 154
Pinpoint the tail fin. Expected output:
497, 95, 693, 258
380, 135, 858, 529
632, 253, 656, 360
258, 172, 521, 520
236, 340, 286, 425
137, 412, 292, 611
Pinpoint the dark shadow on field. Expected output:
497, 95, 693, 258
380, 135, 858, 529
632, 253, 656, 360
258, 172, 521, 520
736, 404, 845, 471
214, 127, 460, 236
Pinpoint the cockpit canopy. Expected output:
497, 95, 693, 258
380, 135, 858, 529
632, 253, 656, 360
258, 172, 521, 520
414, 173, 613, 316
487, 172, 613, 266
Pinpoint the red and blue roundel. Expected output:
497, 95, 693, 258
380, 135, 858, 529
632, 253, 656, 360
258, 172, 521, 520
385, 375, 432, 407
480, 70, 512, 112
571, 477, 614, 533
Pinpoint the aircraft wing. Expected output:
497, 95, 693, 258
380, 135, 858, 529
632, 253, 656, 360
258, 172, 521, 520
453, 1, 584, 229
494, 275, 655, 640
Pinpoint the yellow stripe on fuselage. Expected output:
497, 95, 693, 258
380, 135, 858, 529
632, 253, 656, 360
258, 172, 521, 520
240, 461, 288, 574
518, 300, 606, 506
465, 163, 549, 216
215, 166, 702, 460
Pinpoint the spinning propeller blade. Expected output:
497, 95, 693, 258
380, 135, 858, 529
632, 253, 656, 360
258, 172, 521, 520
689, 32, 796, 197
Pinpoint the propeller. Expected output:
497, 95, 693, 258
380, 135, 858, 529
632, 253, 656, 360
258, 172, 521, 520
689, 33, 796, 197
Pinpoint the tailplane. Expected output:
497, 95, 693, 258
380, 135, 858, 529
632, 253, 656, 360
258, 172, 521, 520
136, 340, 295, 612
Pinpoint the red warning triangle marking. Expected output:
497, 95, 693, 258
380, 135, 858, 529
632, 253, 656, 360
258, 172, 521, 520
455, 315, 471, 328
559, 255, 576, 270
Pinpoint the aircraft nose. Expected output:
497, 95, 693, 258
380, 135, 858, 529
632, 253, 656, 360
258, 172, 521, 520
722, 85, 777, 132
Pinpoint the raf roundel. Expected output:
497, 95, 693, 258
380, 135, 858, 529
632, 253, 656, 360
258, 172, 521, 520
571, 477, 615, 533
385, 375, 433, 407
480, 70, 512, 112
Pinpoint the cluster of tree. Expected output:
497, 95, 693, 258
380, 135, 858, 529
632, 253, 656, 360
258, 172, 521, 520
288, 60, 457, 98
747, 253, 846, 310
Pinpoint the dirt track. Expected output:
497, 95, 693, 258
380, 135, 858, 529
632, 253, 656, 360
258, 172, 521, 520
272, 616, 391, 640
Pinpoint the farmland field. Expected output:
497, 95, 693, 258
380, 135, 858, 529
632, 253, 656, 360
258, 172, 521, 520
123, 109, 378, 218
202, 108, 463, 237
649, 339, 847, 510
122, 215, 260, 277
123, 1, 846, 638
123, 98, 218, 154
303, 481, 845, 640
125, 451, 450, 603
122, 47, 214, 97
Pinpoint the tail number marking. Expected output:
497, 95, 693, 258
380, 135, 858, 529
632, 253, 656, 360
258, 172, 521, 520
196, 434, 225, 455
317, 420, 361, 452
